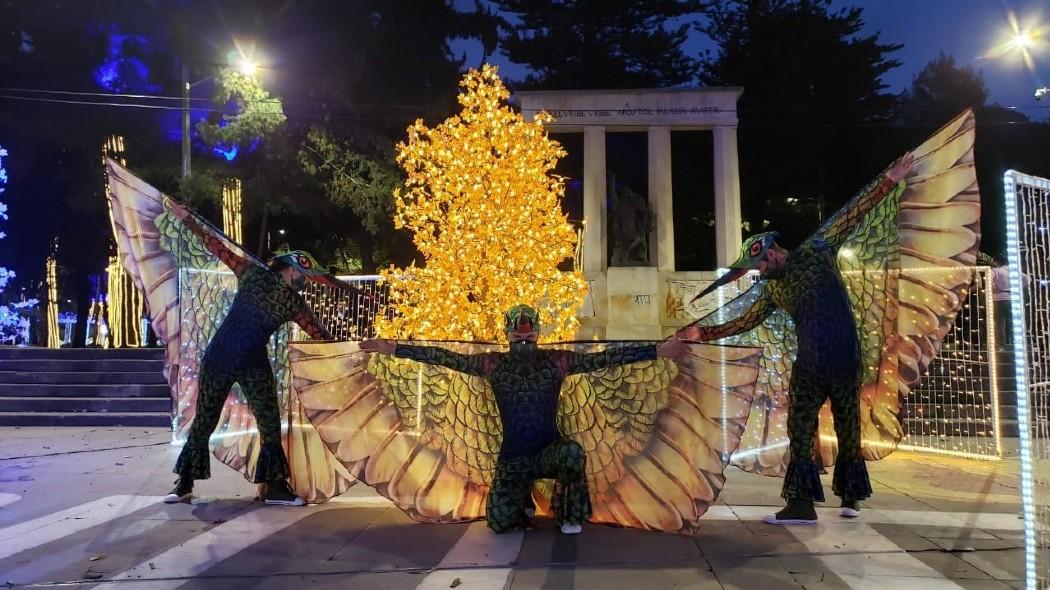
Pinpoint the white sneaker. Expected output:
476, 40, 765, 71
560, 523, 582, 535
839, 500, 860, 518
162, 479, 193, 504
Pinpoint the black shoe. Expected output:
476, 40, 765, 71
839, 499, 861, 518
763, 500, 818, 525
163, 478, 193, 504
264, 480, 305, 506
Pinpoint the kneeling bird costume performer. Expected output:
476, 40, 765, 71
162, 200, 343, 505
675, 110, 982, 524
288, 305, 763, 535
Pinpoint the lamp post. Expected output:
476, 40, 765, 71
180, 57, 258, 186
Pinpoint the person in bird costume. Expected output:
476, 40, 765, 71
360, 305, 691, 534
676, 153, 915, 523
162, 200, 342, 506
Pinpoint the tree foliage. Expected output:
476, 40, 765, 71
495, 0, 704, 89
298, 128, 400, 236
377, 65, 587, 341
697, 0, 903, 246
196, 68, 286, 147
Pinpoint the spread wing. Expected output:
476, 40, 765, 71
107, 160, 353, 501
551, 343, 761, 534
690, 282, 796, 476
290, 340, 761, 534
823, 109, 980, 464
687, 109, 980, 475
289, 340, 500, 522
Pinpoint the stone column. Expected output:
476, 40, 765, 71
648, 126, 674, 272
583, 126, 607, 274
713, 125, 743, 267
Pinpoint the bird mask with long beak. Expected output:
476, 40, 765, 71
270, 250, 348, 291
689, 232, 779, 305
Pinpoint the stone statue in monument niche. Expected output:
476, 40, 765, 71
608, 179, 654, 266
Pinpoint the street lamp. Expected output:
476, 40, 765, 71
181, 57, 259, 185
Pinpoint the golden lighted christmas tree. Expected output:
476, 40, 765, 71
377, 65, 587, 342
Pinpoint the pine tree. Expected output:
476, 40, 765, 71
377, 65, 588, 342
495, 0, 704, 89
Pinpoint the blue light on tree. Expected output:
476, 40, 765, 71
212, 144, 239, 161
92, 26, 160, 94
211, 138, 259, 162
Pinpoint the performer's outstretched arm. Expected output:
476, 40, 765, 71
360, 339, 494, 378
293, 307, 333, 340
675, 292, 776, 342
555, 344, 658, 377
168, 199, 250, 277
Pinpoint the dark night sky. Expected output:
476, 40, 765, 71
452, 0, 1050, 120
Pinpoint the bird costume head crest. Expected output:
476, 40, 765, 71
690, 232, 780, 304
729, 232, 780, 270
269, 250, 347, 290
504, 304, 540, 336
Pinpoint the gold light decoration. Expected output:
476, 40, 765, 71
45, 254, 60, 349
376, 64, 588, 342
222, 178, 243, 243
102, 135, 144, 347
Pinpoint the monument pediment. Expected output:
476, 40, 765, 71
516, 88, 742, 129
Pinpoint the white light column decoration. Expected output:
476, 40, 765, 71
1002, 170, 1042, 590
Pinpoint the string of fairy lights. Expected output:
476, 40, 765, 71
45, 247, 60, 349
1007, 171, 1048, 590
221, 178, 243, 244
902, 267, 1002, 459
102, 134, 144, 348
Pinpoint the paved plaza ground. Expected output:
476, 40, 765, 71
0, 427, 1042, 589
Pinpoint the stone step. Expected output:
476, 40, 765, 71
0, 371, 167, 385
0, 359, 165, 373
0, 397, 171, 413
0, 347, 163, 360
0, 384, 170, 398
0, 412, 171, 427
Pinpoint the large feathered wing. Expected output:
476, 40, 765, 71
106, 159, 353, 501
554, 343, 761, 534
692, 109, 980, 474
289, 340, 499, 521
289, 340, 761, 534
690, 283, 796, 476
827, 109, 980, 464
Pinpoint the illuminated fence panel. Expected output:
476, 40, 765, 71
1005, 171, 1049, 590
298, 276, 390, 341
901, 267, 1001, 459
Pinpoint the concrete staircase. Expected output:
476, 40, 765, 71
0, 347, 171, 427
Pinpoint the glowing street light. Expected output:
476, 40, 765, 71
983, 12, 1045, 73
1009, 31, 1035, 51
237, 58, 258, 78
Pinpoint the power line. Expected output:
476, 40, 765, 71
4, 86, 1049, 115
0, 91, 1046, 127
0, 87, 429, 110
